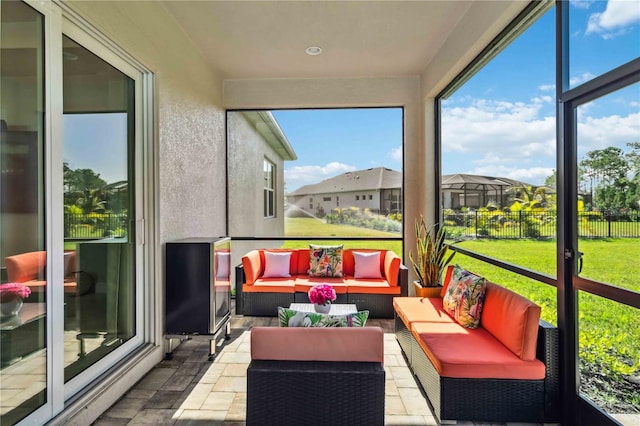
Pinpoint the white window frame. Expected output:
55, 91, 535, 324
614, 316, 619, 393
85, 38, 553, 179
264, 158, 275, 218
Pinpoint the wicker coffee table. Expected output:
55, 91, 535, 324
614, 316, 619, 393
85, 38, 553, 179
289, 303, 358, 315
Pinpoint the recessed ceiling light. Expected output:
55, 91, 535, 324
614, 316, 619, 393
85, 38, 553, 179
305, 46, 322, 56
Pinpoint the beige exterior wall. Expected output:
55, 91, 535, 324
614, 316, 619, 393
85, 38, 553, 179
227, 111, 286, 237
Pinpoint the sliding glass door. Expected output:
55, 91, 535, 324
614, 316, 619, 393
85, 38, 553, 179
1, 2, 149, 424
61, 34, 136, 382
0, 2, 47, 423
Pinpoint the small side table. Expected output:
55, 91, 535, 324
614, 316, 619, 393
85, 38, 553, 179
289, 303, 358, 315
1, 303, 46, 367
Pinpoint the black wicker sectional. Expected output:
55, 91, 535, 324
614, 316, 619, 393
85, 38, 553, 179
236, 248, 408, 318
393, 283, 560, 424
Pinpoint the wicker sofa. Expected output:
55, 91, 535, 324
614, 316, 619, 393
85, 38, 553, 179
247, 326, 385, 426
393, 266, 560, 424
236, 248, 408, 318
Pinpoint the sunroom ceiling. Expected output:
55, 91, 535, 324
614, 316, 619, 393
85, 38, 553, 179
161, 1, 527, 80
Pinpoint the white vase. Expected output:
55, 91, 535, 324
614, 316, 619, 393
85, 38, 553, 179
0, 297, 23, 318
313, 303, 331, 314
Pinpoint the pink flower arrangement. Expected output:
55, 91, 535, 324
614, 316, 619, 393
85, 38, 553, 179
308, 284, 336, 306
0, 283, 31, 303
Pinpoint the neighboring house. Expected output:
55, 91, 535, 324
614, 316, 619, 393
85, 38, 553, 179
287, 167, 402, 217
441, 173, 531, 210
228, 111, 297, 237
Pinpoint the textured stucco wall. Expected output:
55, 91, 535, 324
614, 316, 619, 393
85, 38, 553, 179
67, 1, 227, 244
227, 111, 285, 237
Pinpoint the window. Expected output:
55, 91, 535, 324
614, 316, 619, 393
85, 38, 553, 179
227, 107, 403, 254
369, 195, 373, 200
264, 159, 275, 218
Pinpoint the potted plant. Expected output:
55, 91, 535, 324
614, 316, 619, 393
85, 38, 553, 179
409, 215, 455, 297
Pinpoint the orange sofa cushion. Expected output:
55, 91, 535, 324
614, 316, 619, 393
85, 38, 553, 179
412, 322, 545, 380
294, 276, 348, 294
251, 326, 384, 363
243, 278, 295, 293
345, 279, 401, 295
5, 251, 77, 294
242, 250, 263, 285
5, 251, 46, 283
393, 297, 455, 327
481, 281, 541, 361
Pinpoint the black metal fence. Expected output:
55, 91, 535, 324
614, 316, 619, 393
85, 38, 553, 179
444, 210, 640, 239
64, 213, 128, 239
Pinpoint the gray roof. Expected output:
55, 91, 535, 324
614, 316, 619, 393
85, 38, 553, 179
441, 174, 530, 190
288, 167, 401, 196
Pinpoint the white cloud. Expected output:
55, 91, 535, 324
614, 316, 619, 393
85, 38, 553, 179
586, 0, 640, 37
390, 146, 402, 162
442, 98, 556, 162
539, 83, 555, 92
441, 95, 639, 185
571, 0, 592, 10
285, 162, 356, 192
570, 72, 596, 86
576, 112, 640, 154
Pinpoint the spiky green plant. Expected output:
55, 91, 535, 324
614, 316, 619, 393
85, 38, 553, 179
409, 215, 455, 287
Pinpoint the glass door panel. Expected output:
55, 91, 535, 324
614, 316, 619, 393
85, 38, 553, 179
575, 83, 640, 418
0, 2, 47, 424
61, 35, 136, 382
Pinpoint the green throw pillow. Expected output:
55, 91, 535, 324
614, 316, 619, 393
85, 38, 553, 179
277, 307, 369, 327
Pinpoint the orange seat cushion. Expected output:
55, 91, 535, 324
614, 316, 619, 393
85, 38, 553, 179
243, 278, 295, 293
345, 279, 401, 295
294, 276, 348, 294
5, 251, 46, 283
412, 322, 545, 380
393, 297, 455, 327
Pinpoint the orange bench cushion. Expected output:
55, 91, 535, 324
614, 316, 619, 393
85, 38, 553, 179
393, 297, 455, 327
412, 322, 545, 380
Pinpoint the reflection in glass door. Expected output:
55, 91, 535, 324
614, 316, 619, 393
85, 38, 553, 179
575, 83, 640, 419
61, 35, 136, 382
0, 2, 47, 424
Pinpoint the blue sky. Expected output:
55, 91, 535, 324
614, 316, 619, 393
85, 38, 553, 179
64, 113, 128, 184
275, 0, 639, 191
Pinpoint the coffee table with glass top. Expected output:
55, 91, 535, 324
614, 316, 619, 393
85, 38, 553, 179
289, 303, 358, 315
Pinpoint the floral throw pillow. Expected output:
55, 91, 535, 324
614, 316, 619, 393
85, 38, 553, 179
442, 265, 487, 329
277, 307, 369, 327
308, 244, 343, 277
